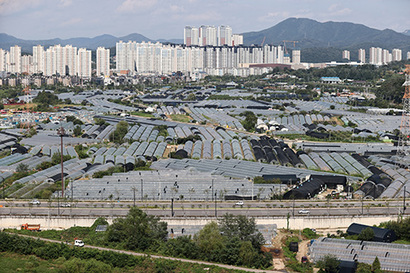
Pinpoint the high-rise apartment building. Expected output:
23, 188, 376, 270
342, 50, 350, 60
9, 45, 21, 73
369, 47, 382, 65
392, 49, 402, 62
21, 55, 33, 74
96, 47, 110, 76
292, 50, 301, 64
199, 25, 217, 46
32, 45, 44, 74
116, 41, 137, 72
44, 47, 56, 76
231, 34, 243, 46
0, 49, 6, 72
77, 48, 92, 78
382, 49, 391, 64
63, 45, 78, 76
218, 25, 232, 46
358, 49, 366, 63
407, 52, 410, 60
184, 26, 199, 46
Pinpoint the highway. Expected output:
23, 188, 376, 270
0, 199, 408, 218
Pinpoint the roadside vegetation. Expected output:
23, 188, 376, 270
6, 207, 273, 270
0, 231, 240, 273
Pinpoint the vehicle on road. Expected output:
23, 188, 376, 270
74, 240, 84, 247
29, 199, 41, 205
21, 223, 41, 231
298, 209, 310, 215
60, 203, 71, 207
235, 201, 244, 206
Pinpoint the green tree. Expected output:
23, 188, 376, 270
194, 221, 225, 261
106, 207, 167, 251
218, 214, 265, 249
356, 263, 372, 273
109, 121, 129, 144
238, 240, 258, 267
33, 91, 61, 105
51, 152, 71, 165
185, 93, 196, 101
16, 163, 29, 173
316, 255, 340, 273
372, 257, 381, 273
73, 125, 82, 137
94, 118, 107, 126
240, 111, 257, 132
358, 227, 374, 241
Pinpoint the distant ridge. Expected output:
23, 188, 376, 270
240, 18, 410, 62
1, 18, 409, 63
0, 33, 175, 53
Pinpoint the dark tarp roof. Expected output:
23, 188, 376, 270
347, 223, 397, 243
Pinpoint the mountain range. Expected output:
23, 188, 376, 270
0, 33, 183, 53
1, 18, 409, 63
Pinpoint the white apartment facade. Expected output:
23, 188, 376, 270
185, 25, 243, 47
116, 41, 292, 75
358, 49, 366, 63
77, 48, 92, 78
96, 47, 110, 76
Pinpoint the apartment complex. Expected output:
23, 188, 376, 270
184, 25, 243, 46
116, 40, 299, 75
368, 47, 402, 65
0, 45, 93, 78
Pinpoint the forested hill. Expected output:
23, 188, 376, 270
242, 18, 410, 62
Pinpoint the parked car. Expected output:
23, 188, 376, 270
235, 201, 244, 206
74, 240, 84, 247
298, 209, 310, 215
29, 200, 41, 205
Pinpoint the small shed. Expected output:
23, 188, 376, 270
347, 223, 397, 243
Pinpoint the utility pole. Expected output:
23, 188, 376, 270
57, 191, 60, 216
133, 187, 136, 207
141, 179, 143, 201
211, 179, 214, 202
171, 198, 174, 217
361, 197, 364, 215
404, 186, 407, 215
57, 127, 65, 198
71, 181, 73, 204
214, 190, 217, 218
397, 65, 410, 155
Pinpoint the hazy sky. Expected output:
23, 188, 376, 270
0, 0, 409, 40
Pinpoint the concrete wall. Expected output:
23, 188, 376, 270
0, 215, 398, 231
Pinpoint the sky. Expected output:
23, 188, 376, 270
0, 0, 409, 40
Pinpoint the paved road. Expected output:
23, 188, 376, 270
0, 204, 407, 218
9, 233, 280, 273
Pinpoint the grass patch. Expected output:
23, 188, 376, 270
130, 111, 155, 118
0, 252, 59, 273
393, 239, 410, 244
4, 103, 37, 110
170, 114, 191, 123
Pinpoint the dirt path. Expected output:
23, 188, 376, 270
296, 239, 310, 262
8, 233, 282, 273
